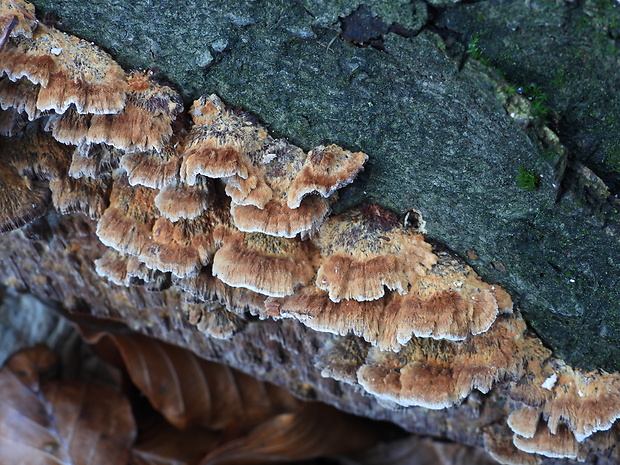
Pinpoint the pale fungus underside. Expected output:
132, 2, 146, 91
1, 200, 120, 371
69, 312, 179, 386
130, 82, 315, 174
2, 1, 620, 463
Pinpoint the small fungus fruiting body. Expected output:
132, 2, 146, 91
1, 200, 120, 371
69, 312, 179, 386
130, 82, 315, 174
2, 2, 620, 463
314, 205, 437, 303
211, 230, 315, 297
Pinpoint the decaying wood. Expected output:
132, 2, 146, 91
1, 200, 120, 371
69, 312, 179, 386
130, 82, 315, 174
1, 212, 617, 465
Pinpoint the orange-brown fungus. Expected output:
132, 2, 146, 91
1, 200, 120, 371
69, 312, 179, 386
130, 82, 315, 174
180, 94, 267, 185
174, 267, 267, 317
95, 248, 172, 291
50, 175, 112, 219
356, 313, 544, 409
513, 423, 580, 460
120, 144, 181, 189
49, 71, 181, 151
0, 76, 41, 120
287, 144, 367, 209
68, 142, 121, 179
212, 229, 315, 297
95, 175, 160, 257
272, 214, 511, 350
226, 138, 335, 237
96, 174, 225, 277
508, 359, 620, 456
0, 123, 73, 231
0, 26, 127, 114
0, 0, 37, 47
231, 194, 330, 239
383, 251, 513, 344
271, 285, 395, 348
482, 427, 543, 465
154, 177, 212, 222
3, 122, 72, 181
0, 162, 49, 232
315, 204, 437, 302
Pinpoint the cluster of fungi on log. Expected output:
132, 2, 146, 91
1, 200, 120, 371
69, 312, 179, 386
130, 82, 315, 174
2, 1, 620, 463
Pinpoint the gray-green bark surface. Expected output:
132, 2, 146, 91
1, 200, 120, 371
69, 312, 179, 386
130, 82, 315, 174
27, 0, 620, 371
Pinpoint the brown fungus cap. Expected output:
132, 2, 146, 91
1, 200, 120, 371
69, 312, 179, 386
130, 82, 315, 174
286, 144, 368, 209
222, 162, 273, 209
0, 122, 74, 231
271, 249, 511, 351
508, 360, 620, 444
94, 248, 132, 286
50, 174, 112, 219
230, 194, 330, 239
224, 138, 341, 237
120, 144, 181, 189
68, 142, 122, 179
0, 26, 127, 114
383, 251, 513, 345
180, 94, 267, 185
48, 71, 182, 151
223, 138, 306, 208
95, 174, 160, 257
513, 423, 580, 460
314, 204, 437, 302
211, 229, 315, 297
356, 313, 542, 409
0, 162, 49, 232
154, 177, 212, 222
482, 426, 542, 465
0, 76, 42, 120
268, 285, 395, 349
95, 248, 171, 290
98, 174, 226, 277
174, 267, 268, 317
2, 121, 72, 181
0, 0, 37, 46
507, 405, 540, 439
138, 214, 217, 277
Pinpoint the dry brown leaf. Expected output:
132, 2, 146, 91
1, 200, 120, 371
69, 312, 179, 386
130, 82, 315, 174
86, 332, 302, 431
130, 421, 220, 465
0, 345, 136, 465
200, 403, 380, 465
78, 330, 380, 465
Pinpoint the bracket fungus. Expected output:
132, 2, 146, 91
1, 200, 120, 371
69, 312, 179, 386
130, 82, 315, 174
0, 77, 42, 121
355, 313, 546, 410
270, 206, 511, 351
0, 121, 71, 231
0, 25, 126, 115
180, 94, 268, 184
314, 204, 437, 303
48, 71, 181, 152
68, 142, 121, 180
0, 0, 37, 46
181, 96, 367, 238
154, 176, 213, 222
212, 229, 316, 298
4, 3, 620, 464
506, 359, 620, 459
94, 248, 171, 291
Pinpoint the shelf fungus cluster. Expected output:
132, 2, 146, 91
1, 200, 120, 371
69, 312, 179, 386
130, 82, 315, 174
3, 1, 620, 463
